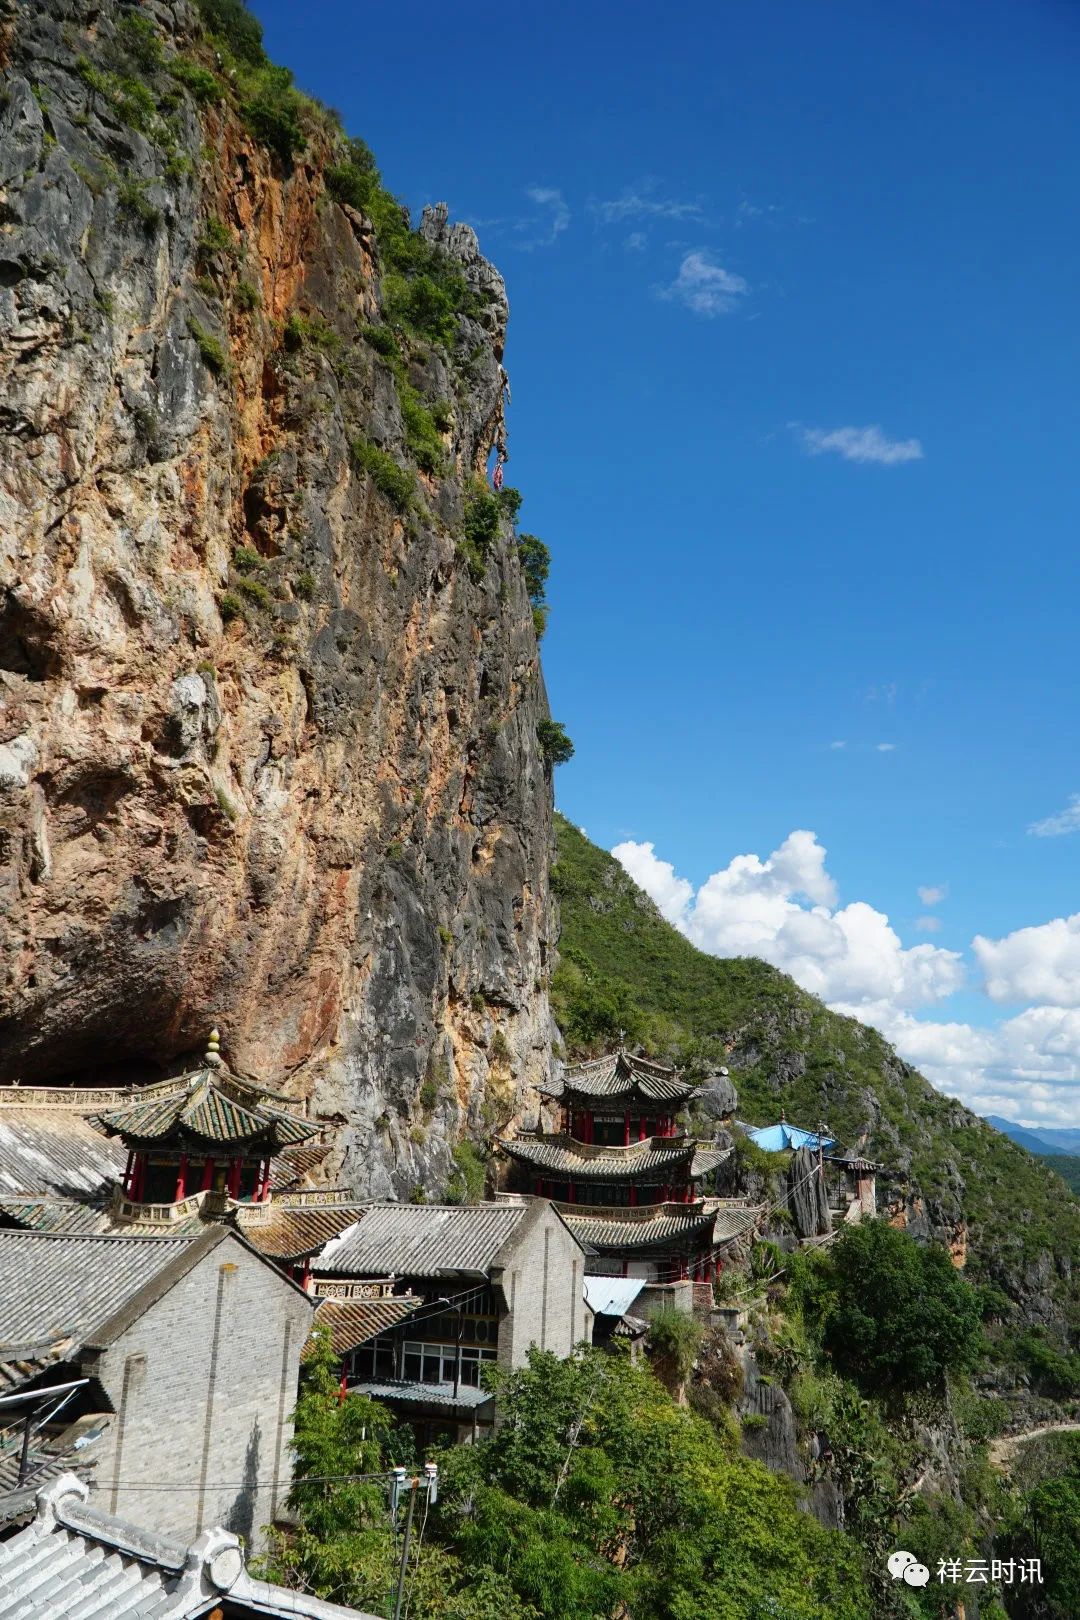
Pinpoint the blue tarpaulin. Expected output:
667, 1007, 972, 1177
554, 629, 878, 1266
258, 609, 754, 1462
742, 1122, 836, 1153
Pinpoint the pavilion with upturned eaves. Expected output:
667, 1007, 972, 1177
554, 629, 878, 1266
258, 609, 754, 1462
496, 1051, 757, 1284
0, 1032, 366, 1287
94, 1033, 320, 1206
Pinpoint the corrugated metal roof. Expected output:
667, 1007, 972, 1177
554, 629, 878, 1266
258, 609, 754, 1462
237, 1202, 365, 1260
0, 1231, 208, 1346
309, 1296, 420, 1357
349, 1379, 495, 1412
0, 1473, 375, 1619
98, 1073, 318, 1151
742, 1122, 835, 1153
316, 1203, 528, 1278
0, 1110, 126, 1199
498, 1135, 697, 1177
548, 1053, 697, 1104
582, 1277, 646, 1317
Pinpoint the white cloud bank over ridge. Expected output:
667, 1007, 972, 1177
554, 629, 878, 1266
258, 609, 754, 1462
792, 423, 924, 465
612, 831, 1080, 1125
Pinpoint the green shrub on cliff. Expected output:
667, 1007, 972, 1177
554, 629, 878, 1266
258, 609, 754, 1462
349, 437, 414, 510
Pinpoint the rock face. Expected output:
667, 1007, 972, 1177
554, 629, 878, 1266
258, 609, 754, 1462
0, 0, 555, 1195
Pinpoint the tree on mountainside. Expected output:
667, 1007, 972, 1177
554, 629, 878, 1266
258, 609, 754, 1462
792, 1222, 982, 1395
263, 1334, 870, 1620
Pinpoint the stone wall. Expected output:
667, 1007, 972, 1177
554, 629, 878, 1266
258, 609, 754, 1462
494, 1201, 584, 1366
84, 1233, 313, 1547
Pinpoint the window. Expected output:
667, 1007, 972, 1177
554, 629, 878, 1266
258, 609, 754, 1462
401, 1341, 497, 1387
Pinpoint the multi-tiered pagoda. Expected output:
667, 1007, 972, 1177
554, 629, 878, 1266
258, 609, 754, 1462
497, 1051, 755, 1283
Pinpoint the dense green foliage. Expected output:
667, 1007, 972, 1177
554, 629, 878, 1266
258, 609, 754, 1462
537, 719, 574, 766
791, 1223, 982, 1394
996, 1434, 1080, 1620
265, 1336, 870, 1620
551, 815, 1080, 1313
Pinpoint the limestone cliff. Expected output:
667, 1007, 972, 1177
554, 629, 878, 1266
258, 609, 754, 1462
0, 0, 556, 1195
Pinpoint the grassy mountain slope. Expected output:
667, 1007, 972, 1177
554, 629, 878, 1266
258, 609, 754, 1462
551, 814, 1080, 1343
1040, 1154, 1080, 1197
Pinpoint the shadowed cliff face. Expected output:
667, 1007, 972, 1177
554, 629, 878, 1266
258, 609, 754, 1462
0, 0, 555, 1195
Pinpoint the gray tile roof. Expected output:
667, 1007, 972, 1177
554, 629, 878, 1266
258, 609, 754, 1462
563, 1201, 758, 1253
0, 1108, 126, 1199
0, 1472, 375, 1619
498, 1134, 698, 1177
546, 1052, 697, 1105
316, 1202, 529, 1278
309, 1296, 420, 1358
0, 1229, 217, 1348
564, 1206, 720, 1251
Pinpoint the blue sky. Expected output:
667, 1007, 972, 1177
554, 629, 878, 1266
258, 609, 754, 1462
254, 0, 1080, 1123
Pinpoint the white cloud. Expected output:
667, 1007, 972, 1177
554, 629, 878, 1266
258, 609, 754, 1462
1028, 794, 1080, 837
593, 188, 702, 225
624, 231, 647, 252
915, 916, 942, 934
829, 740, 847, 750
842, 1002, 1080, 1128
613, 830, 964, 1013
876, 742, 897, 752
522, 186, 569, 246
918, 885, 948, 906
658, 251, 748, 317
974, 913, 1080, 1007
792, 423, 924, 466
611, 841, 694, 927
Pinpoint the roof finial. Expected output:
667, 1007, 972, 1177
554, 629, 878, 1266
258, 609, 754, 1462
205, 1027, 223, 1069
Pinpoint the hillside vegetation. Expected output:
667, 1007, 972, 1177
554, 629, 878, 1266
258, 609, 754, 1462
551, 815, 1080, 1352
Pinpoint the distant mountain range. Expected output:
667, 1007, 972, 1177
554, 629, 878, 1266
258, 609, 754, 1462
985, 1115, 1080, 1156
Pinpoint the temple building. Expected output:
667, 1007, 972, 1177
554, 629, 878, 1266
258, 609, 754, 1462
496, 1051, 757, 1284
310, 1200, 588, 1447
94, 1035, 320, 1207
0, 1034, 364, 1286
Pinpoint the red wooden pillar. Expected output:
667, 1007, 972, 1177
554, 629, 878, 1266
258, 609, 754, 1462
623, 1111, 630, 1147
620, 1259, 628, 1278
638, 1117, 647, 1142
227, 1157, 242, 1198
174, 1154, 189, 1202
122, 1150, 134, 1195
133, 1153, 146, 1202
567, 1181, 576, 1204
301, 1256, 312, 1291
533, 1176, 542, 1196
629, 1183, 637, 1207
200, 1157, 214, 1192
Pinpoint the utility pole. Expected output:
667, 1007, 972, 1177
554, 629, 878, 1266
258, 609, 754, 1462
390, 1463, 438, 1620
